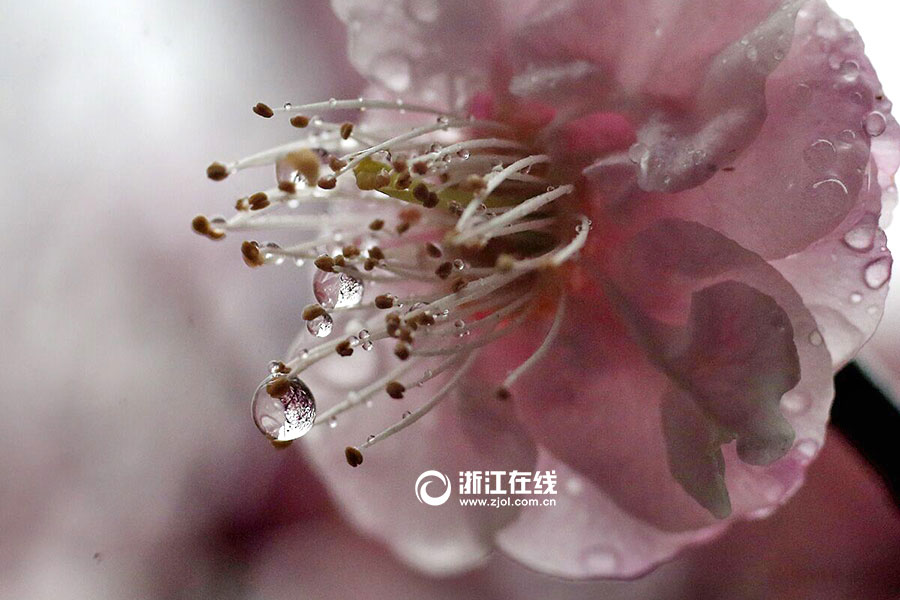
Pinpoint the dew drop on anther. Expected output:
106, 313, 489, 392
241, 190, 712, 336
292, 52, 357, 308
307, 313, 334, 337
863, 257, 891, 289
313, 271, 365, 309
252, 374, 316, 442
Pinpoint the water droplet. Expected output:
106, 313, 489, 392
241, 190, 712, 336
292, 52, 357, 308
209, 215, 226, 226
313, 271, 365, 309
803, 139, 836, 172
361, 341, 373, 351
579, 546, 621, 575
307, 313, 334, 337
842, 224, 876, 252
773, 49, 785, 61
367, 434, 376, 443
408, 0, 439, 22
299, 348, 309, 360
251, 374, 316, 441
782, 393, 811, 414
827, 53, 843, 71
454, 319, 466, 329
795, 439, 820, 463
365, 398, 374, 408
745, 46, 758, 61
452, 259, 465, 270
456, 148, 470, 160
328, 97, 337, 107
839, 60, 859, 82
402, 410, 412, 419
849, 292, 863, 304
283, 102, 292, 110
863, 257, 891, 289
329, 416, 338, 429
838, 129, 856, 143
864, 111, 887, 137
436, 115, 450, 125
806, 178, 849, 206
358, 329, 370, 341
267, 360, 284, 374
808, 330, 824, 346
867, 305, 879, 316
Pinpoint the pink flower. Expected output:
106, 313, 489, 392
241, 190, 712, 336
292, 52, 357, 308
196, 0, 898, 579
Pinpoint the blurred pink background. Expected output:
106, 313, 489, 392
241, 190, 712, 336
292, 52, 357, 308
1, 1, 898, 598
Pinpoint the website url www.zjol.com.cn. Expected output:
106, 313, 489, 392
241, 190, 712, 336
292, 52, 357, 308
414, 469, 559, 508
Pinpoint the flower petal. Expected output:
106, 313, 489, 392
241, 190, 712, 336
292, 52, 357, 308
301, 349, 537, 576
494, 220, 832, 576
330, 0, 542, 108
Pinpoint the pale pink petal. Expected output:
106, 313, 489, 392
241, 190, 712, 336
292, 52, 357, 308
643, 1, 895, 258
330, 0, 542, 108
300, 348, 537, 576
494, 220, 832, 577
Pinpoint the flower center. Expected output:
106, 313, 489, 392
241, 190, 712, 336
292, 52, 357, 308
193, 97, 590, 463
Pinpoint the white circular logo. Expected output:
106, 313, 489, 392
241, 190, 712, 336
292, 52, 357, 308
415, 470, 452, 506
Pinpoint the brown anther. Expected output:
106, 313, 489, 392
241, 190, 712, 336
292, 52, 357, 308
318, 176, 337, 190
496, 387, 511, 400
340, 122, 354, 140
206, 162, 229, 181
364, 258, 377, 271
385, 381, 406, 399
234, 198, 248, 211
374, 173, 392, 188
396, 222, 411, 235
385, 312, 402, 325
462, 174, 486, 192
278, 181, 297, 194
439, 173, 450, 184
270, 361, 290, 374
241, 241, 264, 267
435, 261, 453, 279
394, 342, 411, 360
448, 201, 463, 216
333, 254, 346, 268
399, 208, 422, 224
495, 253, 515, 272
451, 278, 468, 293
336, 340, 354, 357
395, 172, 412, 189
249, 192, 269, 211
270, 439, 294, 450
207, 229, 225, 240
412, 161, 428, 175
302, 304, 327, 321
345, 446, 364, 467
423, 191, 439, 208
253, 102, 275, 118
392, 158, 408, 172
191, 215, 210, 235
369, 219, 385, 231
412, 183, 430, 204
329, 156, 347, 171
284, 149, 320, 185
290, 115, 310, 128
425, 242, 443, 258
266, 376, 291, 398
368, 246, 385, 261
405, 319, 418, 331
374, 294, 395, 309
398, 327, 414, 343
386, 321, 401, 338
418, 312, 436, 326
314, 254, 335, 272
342, 244, 361, 258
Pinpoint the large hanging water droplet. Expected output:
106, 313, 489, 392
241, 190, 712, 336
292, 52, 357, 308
307, 313, 334, 337
313, 271, 365, 309
864, 111, 887, 137
251, 374, 316, 442
863, 257, 891, 289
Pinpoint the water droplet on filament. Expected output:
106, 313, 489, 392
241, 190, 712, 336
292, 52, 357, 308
313, 271, 365, 309
252, 375, 316, 442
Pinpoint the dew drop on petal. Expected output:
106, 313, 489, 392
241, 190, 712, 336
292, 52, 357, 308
307, 313, 334, 337
842, 224, 876, 252
839, 60, 859, 82
808, 330, 824, 346
251, 374, 316, 442
863, 257, 892, 289
628, 142, 648, 164
864, 111, 887, 137
849, 292, 863, 304
795, 439, 820, 464
313, 271, 365, 309
782, 392, 811, 415
579, 546, 621, 575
